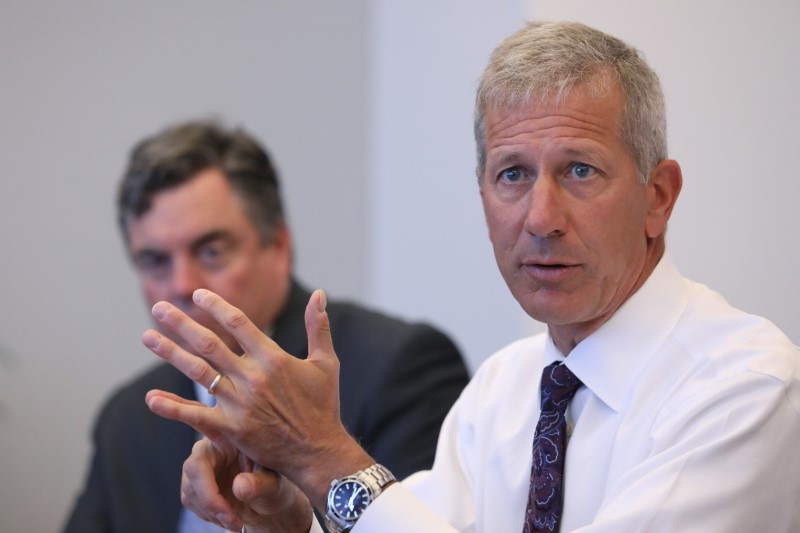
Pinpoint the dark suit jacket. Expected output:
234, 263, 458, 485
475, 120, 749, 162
63, 282, 469, 533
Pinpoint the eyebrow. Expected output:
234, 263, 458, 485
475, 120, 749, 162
488, 150, 524, 170
132, 230, 236, 258
189, 230, 235, 251
562, 146, 597, 159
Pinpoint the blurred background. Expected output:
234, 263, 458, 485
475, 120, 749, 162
1, 0, 797, 530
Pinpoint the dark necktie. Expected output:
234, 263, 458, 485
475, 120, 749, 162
523, 361, 584, 532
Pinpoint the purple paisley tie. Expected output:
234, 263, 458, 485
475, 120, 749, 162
523, 361, 584, 533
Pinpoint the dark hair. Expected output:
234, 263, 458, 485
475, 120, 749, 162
117, 120, 285, 243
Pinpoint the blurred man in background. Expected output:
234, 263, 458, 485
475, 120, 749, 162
63, 121, 470, 533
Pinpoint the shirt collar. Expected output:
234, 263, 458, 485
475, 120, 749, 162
557, 253, 689, 412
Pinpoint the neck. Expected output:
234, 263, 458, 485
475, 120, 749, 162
550, 237, 665, 355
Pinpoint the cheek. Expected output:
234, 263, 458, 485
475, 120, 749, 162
206, 265, 252, 299
215, 252, 281, 305
483, 200, 518, 248
584, 200, 648, 268
139, 278, 166, 305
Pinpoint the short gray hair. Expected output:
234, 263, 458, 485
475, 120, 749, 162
117, 120, 285, 244
475, 21, 667, 184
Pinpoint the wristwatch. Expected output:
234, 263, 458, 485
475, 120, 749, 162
324, 463, 396, 532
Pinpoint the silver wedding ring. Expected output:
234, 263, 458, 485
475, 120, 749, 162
208, 373, 223, 395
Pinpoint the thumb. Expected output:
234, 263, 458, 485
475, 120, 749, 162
305, 289, 335, 363
232, 468, 294, 515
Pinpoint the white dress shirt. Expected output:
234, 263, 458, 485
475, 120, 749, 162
349, 254, 800, 532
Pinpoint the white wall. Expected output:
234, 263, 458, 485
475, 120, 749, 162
368, 0, 532, 372
1, 0, 797, 531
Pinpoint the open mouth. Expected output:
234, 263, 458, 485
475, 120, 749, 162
522, 262, 578, 282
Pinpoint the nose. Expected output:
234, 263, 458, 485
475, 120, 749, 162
169, 256, 204, 301
523, 174, 567, 238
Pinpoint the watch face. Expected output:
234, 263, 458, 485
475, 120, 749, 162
331, 480, 370, 520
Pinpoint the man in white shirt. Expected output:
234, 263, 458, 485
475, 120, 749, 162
142, 21, 800, 532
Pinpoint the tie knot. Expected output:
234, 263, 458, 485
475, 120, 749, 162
539, 361, 583, 413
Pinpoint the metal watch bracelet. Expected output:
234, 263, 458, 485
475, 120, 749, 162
324, 463, 396, 532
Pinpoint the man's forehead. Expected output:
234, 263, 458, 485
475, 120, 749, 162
484, 91, 624, 146
125, 194, 241, 252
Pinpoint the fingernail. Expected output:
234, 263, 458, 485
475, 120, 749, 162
152, 302, 167, 320
215, 513, 232, 528
317, 289, 327, 312
142, 331, 160, 349
193, 289, 209, 305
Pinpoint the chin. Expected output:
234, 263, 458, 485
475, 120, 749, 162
517, 295, 586, 326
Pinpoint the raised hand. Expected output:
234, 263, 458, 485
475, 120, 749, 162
143, 288, 373, 510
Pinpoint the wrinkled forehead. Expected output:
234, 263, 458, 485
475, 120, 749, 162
483, 78, 626, 141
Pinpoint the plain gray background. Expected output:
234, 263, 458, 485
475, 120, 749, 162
0, 1, 797, 531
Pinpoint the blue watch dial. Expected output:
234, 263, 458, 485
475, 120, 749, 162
332, 480, 370, 519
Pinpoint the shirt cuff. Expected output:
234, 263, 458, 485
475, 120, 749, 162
309, 515, 325, 533
352, 483, 457, 532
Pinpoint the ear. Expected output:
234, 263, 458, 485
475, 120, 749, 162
645, 159, 683, 239
269, 224, 293, 273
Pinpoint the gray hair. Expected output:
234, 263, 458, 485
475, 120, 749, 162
475, 21, 667, 184
117, 120, 285, 243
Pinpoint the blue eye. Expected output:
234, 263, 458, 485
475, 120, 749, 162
499, 167, 525, 183
569, 163, 596, 180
